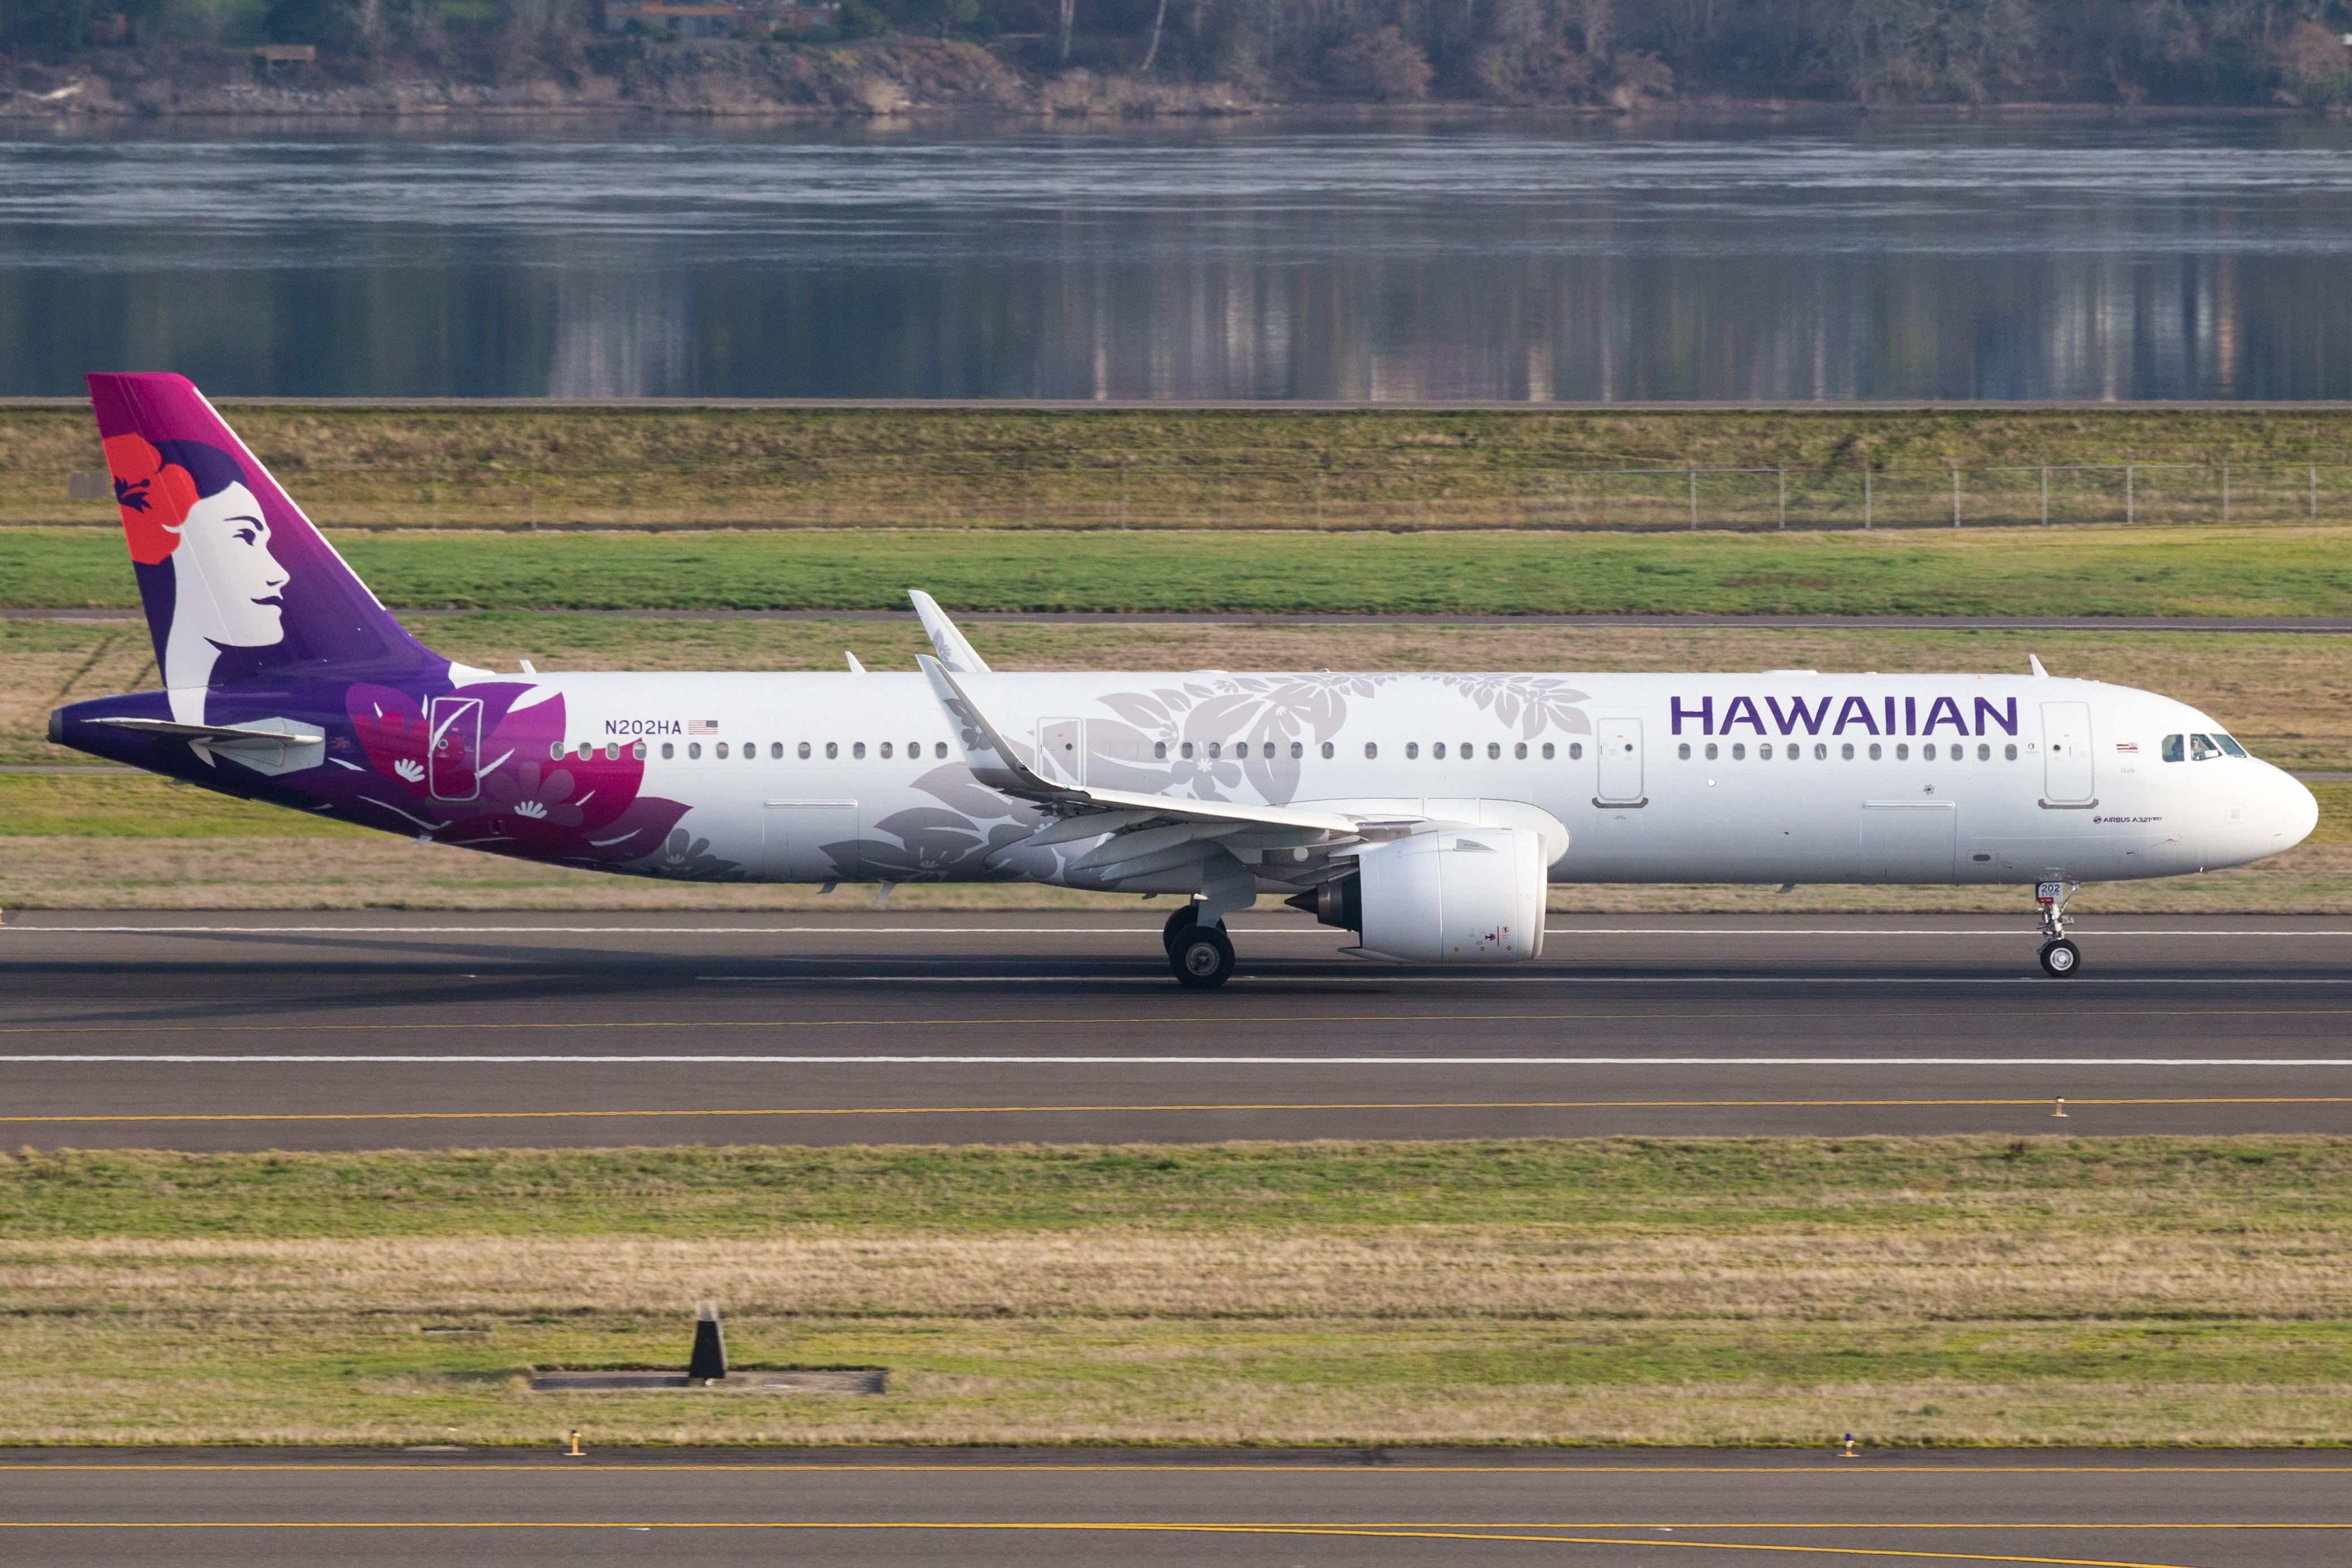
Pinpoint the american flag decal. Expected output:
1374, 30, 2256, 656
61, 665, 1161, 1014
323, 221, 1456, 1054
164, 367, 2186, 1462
2115, 741, 2139, 754
686, 720, 718, 734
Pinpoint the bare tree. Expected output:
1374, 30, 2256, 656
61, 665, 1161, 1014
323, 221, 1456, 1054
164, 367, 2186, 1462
1059, 0, 1075, 62
1140, 0, 1168, 70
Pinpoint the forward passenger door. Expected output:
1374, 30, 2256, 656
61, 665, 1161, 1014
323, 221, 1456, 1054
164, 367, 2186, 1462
2041, 702, 2096, 804
1594, 717, 1644, 804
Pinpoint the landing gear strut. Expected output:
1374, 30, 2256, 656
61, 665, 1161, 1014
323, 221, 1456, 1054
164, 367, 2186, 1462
1164, 903, 1235, 990
2036, 880, 2081, 978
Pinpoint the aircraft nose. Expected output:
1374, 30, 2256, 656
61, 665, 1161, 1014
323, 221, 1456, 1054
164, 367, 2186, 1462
2272, 767, 2320, 850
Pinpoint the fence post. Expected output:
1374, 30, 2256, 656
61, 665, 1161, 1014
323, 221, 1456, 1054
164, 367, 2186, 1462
1951, 465, 1961, 527
2126, 465, 2135, 526
2312, 464, 2320, 520
1863, 462, 1872, 529
1778, 463, 1787, 530
2221, 460, 2229, 523
2040, 463, 2049, 526
1689, 464, 1698, 530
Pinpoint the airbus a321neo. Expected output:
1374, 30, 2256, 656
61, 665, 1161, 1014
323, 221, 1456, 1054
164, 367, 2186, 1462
51, 374, 2319, 986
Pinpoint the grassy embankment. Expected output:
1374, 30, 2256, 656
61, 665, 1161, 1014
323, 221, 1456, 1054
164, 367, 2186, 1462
10, 403, 2352, 529
7, 614, 2350, 910
3, 1136, 2346, 1447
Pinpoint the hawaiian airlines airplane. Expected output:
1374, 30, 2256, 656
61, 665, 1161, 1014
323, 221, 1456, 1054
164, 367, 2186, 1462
51, 374, 2319, 986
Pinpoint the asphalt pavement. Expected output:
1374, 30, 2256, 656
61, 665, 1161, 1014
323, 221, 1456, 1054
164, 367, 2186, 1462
0, 1447, 2344, 1567
2, 910, 2347, 1149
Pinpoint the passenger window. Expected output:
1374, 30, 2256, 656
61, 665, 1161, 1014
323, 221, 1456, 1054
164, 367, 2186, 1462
1895, 744, 1909, 761
550, 742, 564, 761
1181, 742, 1194, 759
1566, 742, 1581, 760
1759, 743, 1773, 760
1433, 742, 1447, 759
1814, 743, 1827, 761
1154, 741, 1167, 759
660, 742, 674, 760
2218, 734, 2248, 757
1487, 742, 1501, 760
1208, 742, 1222, 759
769, 742, 782, 760
1731, 743, 1746, 761
1406, 742, 1420, 759
1977, 743, 1990, 761
1705, 742, 1719, 761
688, 742, 702, 760
1922, 744, 1936, 762
1365, 742, 1379, 759
1514, 742, 1527, 759
1321, 741, 1335, 759
2162, 734, 2184, 762
577, 742, 592, 761
1678, 742, 1692, 760
1869, 743, 1882, 761
2005, 743, 2018, 760
745, 745, 756, 763
852, 741, 866, 759
632, 741, 646, 761
934, 742, 947, 759
1543, 742, 1556, 760
1840, 742, 1853, 760
825, 742, 838, 759
797, 741, 811, 759
1788, 746, 1799, 762
880, 742, 894, 759
715, 742, 729, 759
1291, 741, 1304, 759
601, 742, 616, 761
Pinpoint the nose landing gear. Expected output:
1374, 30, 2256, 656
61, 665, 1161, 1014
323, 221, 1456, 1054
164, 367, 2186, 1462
2035, 880, 2082, 978
1164, 904, 1235, 990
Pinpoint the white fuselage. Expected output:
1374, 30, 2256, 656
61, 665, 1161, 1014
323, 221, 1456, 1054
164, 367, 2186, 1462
525, 668, 2317, 891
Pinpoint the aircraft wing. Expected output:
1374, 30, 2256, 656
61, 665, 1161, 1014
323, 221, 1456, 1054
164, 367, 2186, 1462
917, 654, 1376, 870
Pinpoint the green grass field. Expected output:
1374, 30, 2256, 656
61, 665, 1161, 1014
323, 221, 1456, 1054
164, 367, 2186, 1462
14, 523, 2352, 616
11, 403, 2352, 529
4, 1137, 2347, 1447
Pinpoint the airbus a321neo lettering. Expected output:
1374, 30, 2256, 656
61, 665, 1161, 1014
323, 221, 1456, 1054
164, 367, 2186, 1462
52, 374, 2319, 985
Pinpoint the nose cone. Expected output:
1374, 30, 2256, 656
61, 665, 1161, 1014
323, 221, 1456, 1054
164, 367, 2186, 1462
2278, 769, 2321, 850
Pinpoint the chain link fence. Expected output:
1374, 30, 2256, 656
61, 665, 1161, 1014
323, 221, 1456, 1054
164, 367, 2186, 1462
24, 457, 2352, 530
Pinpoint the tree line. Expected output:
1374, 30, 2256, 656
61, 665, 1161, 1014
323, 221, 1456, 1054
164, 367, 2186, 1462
12, 0, 2352, 107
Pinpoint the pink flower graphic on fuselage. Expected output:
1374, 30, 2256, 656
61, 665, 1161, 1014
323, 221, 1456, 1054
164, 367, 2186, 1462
342, 682, 686, 864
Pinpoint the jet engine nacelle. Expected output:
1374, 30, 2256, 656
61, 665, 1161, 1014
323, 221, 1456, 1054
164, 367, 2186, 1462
1314, 826, 1547, 963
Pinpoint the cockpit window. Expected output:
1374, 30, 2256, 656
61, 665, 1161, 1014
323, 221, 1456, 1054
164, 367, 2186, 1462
2217, 734, 2249, 757
2190, 733, 2221, 761
2162, 734, 2184, 762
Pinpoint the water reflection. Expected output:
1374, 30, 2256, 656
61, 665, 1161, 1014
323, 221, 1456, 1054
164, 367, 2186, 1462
2, 117, 2350, 399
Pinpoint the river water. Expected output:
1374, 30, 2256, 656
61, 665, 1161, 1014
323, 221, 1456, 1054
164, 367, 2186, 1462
5, 114, 2351, 401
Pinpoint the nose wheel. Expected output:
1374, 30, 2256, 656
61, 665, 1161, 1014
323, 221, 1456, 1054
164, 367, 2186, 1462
2035, 880, 2083, 978
1163, 904, 1235, 989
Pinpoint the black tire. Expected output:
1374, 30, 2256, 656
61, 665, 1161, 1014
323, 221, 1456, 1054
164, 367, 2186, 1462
2038, 938, 2081, 978
1170, 924, 1235, 989
1162, 903, 1200, 956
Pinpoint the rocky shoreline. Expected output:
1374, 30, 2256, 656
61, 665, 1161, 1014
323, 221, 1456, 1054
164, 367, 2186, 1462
0, 39, 1268, 119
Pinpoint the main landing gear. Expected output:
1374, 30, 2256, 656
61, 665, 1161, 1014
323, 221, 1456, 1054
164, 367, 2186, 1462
2036, 880, 2082, 978
1164, 904, 1235, 990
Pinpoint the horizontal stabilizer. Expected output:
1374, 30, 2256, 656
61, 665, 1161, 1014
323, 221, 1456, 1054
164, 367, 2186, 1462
91, 715, 324, 746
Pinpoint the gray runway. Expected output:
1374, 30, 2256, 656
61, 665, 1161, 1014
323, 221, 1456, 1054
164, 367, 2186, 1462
1, 1447, 2345, 1567
3, 911, 2348, 1149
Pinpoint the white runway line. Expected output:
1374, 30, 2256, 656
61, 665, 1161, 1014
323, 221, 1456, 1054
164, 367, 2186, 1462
6, 923, 2352, 938
5, 1055, 2349, 1066
690, 974, 2352, 985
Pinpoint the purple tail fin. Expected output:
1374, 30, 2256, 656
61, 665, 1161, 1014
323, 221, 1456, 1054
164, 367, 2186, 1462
88, 372, 444, 696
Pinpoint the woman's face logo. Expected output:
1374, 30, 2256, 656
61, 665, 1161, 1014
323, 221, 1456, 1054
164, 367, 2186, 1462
177, 482, 288, 647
